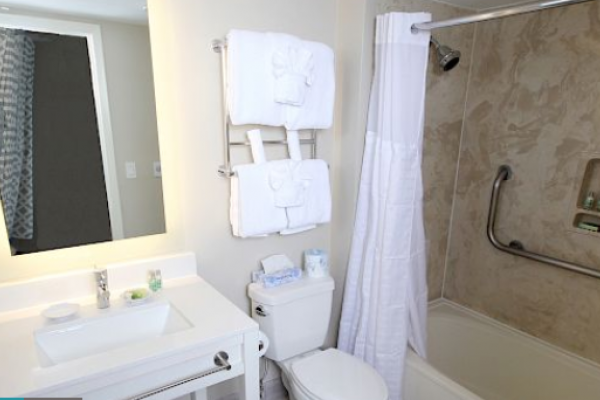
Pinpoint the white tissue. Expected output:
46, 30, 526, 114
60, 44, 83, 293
261, 254, 294, 274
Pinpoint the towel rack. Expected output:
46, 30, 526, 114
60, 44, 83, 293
212, 39, 318, 178
487, 165, 600, 280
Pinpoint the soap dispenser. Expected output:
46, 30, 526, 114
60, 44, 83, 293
583, 191, 595, 210
148, 270, 158, 292
148, 269, 162, 292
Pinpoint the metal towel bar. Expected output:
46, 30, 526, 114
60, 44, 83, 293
128, 351, 232, 400
487, 165, 600, 280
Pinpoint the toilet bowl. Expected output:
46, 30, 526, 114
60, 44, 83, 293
248, 276, 389, 400
278, 348, 388, 400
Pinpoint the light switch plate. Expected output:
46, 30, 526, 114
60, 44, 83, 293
126, 162, 137, 179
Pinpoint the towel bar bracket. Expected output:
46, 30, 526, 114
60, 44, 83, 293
213, 38, 319, 178
487, 165, 600, 280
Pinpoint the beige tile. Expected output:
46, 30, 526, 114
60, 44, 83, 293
446, 2, 600, 363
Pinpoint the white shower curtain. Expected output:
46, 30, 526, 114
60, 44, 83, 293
338, 12, 431, 400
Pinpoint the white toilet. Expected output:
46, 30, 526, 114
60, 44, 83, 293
248, 276, 388, 400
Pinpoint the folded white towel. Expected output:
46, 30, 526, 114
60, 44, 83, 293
269, 160, 310, 208
227, 30, 286, 126
230, 162, 288, 238
285, 41, 335, 130
282, 159, 331, 232
272, 44, 314, 106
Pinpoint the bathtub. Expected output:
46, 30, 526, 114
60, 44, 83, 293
403, 300, 600, 400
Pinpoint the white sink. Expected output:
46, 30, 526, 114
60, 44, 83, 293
35, 300, 192, 367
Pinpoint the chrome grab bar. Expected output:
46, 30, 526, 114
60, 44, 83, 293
487, 165, 600, 280
128, 351, 232, 400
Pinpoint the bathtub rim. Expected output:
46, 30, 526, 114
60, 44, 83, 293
405, 349, 484, 400
428, 298, 600, 373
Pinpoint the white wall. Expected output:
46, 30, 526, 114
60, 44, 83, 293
148, 0, 337, 313
0, 0, 375, 397
0, 0, 374, 344
329, 0, 377, 345
147, 1, 339, 396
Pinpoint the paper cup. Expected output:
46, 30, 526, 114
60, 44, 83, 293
304, 249, 329, 278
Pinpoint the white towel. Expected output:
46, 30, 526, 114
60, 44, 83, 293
282, 159, 331, 233
272, 44, 314, 106
247, 129, 267, 164
226, 30, 286, 126
285, 41, 335, 130
230, 162, 288, 238
286, 130, 303, 161
269, 160, 310, 208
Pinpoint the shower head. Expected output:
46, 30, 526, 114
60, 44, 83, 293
430, 37, 461, 72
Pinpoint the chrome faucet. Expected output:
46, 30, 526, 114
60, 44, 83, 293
94, 268, 110, 309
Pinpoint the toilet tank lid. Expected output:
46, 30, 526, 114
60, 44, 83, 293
248, 276, 334, 305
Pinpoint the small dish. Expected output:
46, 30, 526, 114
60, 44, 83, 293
42, 303, 80, 321
122, 288, 152, 305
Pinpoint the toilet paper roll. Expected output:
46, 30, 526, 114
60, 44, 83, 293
258, 330, 270, 358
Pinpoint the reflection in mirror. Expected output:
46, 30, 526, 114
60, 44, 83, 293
0, 5, 165, 255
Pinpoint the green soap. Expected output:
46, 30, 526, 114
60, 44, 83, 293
578, 222, 599, 232
131, 289, 147, 299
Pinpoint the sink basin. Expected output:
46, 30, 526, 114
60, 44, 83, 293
35, 300, 192, 367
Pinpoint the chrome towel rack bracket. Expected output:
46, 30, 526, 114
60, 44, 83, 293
487, 165, 600, 280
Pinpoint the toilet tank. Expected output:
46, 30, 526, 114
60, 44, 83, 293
248, 276, 334, 361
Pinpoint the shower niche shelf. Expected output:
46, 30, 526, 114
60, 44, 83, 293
572, 213, 600, 235
569, 154, 600, 237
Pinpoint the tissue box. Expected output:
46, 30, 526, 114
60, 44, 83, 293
252, 267, 303, 288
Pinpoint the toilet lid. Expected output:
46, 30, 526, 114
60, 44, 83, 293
291, 349, 388, 400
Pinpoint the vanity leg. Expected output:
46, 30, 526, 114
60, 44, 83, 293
190, 388, 207, 400
242, 330, 260, 400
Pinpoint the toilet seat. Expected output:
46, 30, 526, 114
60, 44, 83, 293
289, 349, 388, 400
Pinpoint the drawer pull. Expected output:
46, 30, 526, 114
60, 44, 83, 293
129, 351, 232, 400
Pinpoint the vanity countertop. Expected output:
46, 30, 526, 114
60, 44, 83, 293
0, 275, 258, 397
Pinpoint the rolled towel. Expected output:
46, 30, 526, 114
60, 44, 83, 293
247, 129, 267, 164
286, 130, 303, 161
272, 45, 314, 106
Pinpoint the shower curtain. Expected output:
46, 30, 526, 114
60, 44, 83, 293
338, 12, 431, 400
0, 28, 35, 240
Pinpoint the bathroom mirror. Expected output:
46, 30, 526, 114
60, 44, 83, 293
0, 1, 165, 255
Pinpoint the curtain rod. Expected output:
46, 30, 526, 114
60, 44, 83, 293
411, 0, 594, 32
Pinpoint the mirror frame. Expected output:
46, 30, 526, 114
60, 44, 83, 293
0, 9, 182, 283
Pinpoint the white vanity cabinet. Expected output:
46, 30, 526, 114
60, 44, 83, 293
0, 254, 260, 400
41, 330, 257, 400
